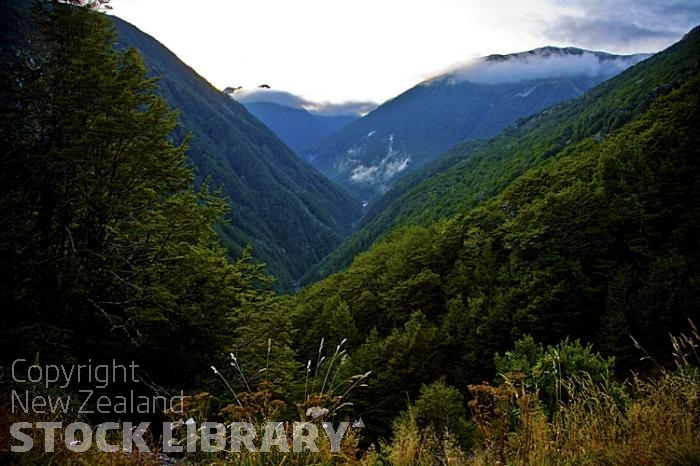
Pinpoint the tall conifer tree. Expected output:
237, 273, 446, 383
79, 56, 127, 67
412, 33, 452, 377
0, 0, 287, 394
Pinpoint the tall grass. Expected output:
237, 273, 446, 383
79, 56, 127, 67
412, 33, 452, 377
5, 327, 698, 465
370, 322, 700, 466
161, 337, 369, 465
1, 337, 369, 465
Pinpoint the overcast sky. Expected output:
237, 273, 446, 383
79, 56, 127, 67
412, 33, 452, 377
108, 0, 700, 105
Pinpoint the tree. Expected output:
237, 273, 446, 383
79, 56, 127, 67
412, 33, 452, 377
410, 380, 474, 448
349, 312, 447, 441
494, 336, 617, 415
0, 0, 276, 396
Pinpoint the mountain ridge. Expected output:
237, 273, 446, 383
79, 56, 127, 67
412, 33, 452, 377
305, 46, 647, 201
293, 26, 700, 441
303, 31, 697, 283
237, 99, 359, 158
108, 15, 364, 289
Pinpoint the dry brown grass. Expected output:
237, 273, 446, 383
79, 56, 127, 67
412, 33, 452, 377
369, 323, 700, 466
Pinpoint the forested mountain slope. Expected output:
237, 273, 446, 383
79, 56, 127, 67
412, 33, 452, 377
111, 17, 363, 288
307, 48, 645, 201
241, 100, 358, 158
0, 0, 295, 400
1, 0, 363, 291
304, 28, 699, 284
293, 26, 700, 440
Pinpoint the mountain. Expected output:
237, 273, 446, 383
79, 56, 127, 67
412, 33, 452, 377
293, 25, 700, 441
306, 47, 648, 201
1, 1, 359, 289
304, 34, 696, 284
107, 17, 363, 289
229, 88, 364, 158
241, 102, 357, 157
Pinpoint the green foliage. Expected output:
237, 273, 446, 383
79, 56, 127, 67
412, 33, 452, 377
0, 1, 295, 399
294, 27, 700, 442
361, 381, 474, 465
495, 336, 618, 415
321, 295, 360, 348
343, 312, 447, 441
307, 27, 700, 284
379, 407, 468, 466
410, 380, 474, 448
465, 329, 700, 466
111, 16, 363, 290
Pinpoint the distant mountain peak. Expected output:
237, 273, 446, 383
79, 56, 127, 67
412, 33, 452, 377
425, 46, 650, 86
484, 45, 643, 63
485, 46, 585, 62
309, 45, 652, 201
231, 87, 310, 110
228, 87, 377, 117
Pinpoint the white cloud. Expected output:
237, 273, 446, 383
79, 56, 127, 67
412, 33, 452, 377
426, 49, 649, 86
306, 101, 378, 117
232, 88, 311, 108
348, 134, 410, 185
230, 88, 377, 116
109, 0, 697, 104
350, 155, 411, 185
546, 0, 700, 52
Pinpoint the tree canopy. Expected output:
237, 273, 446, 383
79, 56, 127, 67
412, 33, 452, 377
0, 0, 289, 398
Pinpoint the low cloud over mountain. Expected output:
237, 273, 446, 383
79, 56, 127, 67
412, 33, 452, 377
427, 47, 648, 85
230, 88, 376, 116
308, 46, 648, 201
228, 88, 376, 158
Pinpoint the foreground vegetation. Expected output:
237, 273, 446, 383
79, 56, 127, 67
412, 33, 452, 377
370, 325, 700, 466
4, 327, 698, 465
